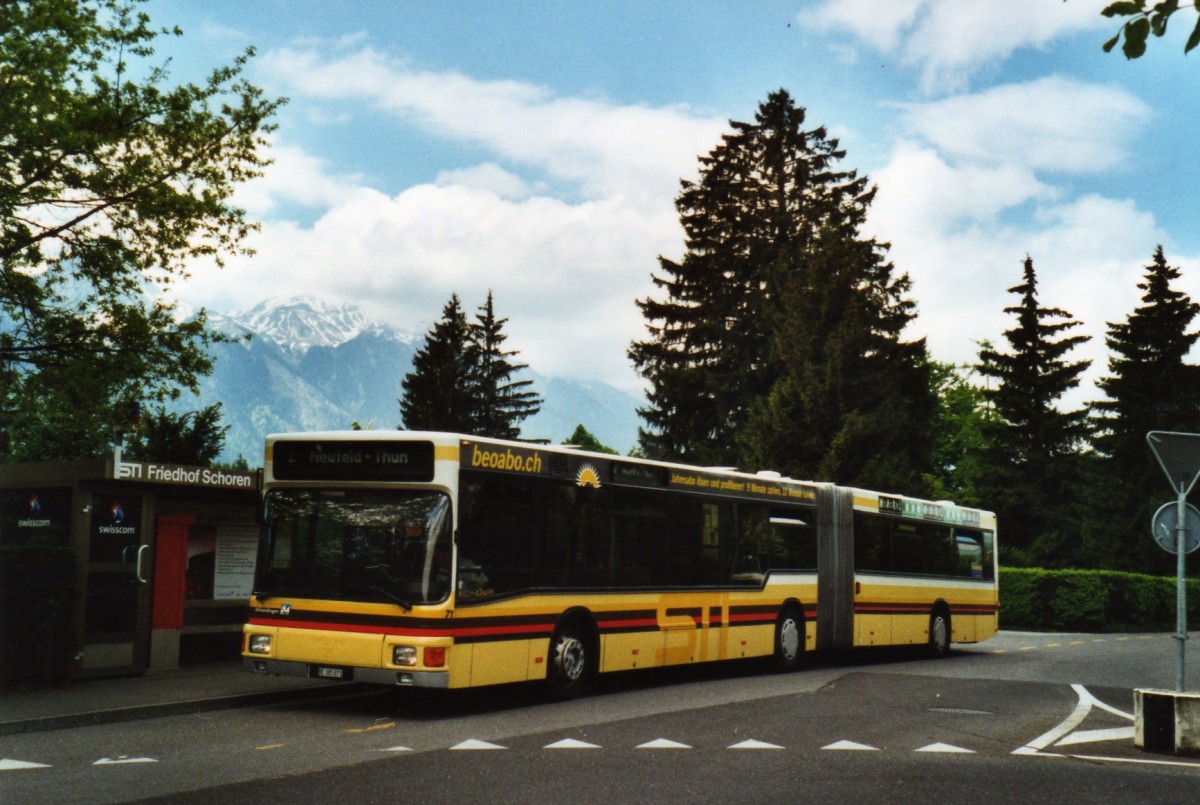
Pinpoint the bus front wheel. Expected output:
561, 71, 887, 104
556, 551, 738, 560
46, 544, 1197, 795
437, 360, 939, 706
546, 620, 595, 698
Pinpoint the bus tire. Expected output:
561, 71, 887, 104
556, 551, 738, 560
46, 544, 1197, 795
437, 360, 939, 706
546, 618, 596, 698
928, 608, 951, 659
773, 604, 805, 672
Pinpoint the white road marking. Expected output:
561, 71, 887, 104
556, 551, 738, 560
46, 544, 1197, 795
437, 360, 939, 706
449, 739, 506, 750
545, 738, 601, 749
1055, 727, 1136, 747
93, 756, 157, 765
917, 743, 974, 753
728, 739, 783, 749
823, 740, 878, 751
0, 758, 52, 770
637, 738, 692, 749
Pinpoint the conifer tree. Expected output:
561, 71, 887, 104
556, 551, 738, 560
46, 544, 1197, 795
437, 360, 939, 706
975, 257, 1090, 565
739, 225, 934, 493
471, 292, 542, 439
629, 89, 876, 466
1086, 246, 1200, 572
399, 295, 478, 432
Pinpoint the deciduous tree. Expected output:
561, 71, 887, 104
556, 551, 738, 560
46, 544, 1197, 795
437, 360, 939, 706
0, 0, 281, 460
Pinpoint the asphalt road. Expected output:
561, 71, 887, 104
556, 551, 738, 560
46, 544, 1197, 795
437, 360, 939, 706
4, 631, 1200, 804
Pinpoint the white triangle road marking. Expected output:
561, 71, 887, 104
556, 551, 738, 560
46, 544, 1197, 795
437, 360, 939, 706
450, 739, 506, 750
545, 738, 601, 749
1, 758, 52, 770
822, 740, 879, 751
637, 738, 692, 749
916, 742, 975, 753
379, 746, 413, 752
728, 739, 784, 750
94, 756, 158, 765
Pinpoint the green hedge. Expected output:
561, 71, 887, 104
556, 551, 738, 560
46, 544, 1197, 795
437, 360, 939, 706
0, 546, 78, 687
999, 567, 1200, 632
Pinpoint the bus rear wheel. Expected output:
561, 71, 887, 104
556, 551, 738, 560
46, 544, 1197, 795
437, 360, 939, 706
928, 609, 950, 658
546, 620, 595, 698
773, 605, 804, 672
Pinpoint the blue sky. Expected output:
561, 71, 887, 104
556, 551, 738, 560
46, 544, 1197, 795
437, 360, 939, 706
149, 1, 1200, 405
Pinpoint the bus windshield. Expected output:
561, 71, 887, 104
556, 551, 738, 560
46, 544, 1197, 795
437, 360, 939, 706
254, 489, 452, 608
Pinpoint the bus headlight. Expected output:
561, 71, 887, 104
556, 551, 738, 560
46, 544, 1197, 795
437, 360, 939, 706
248, 634, 272, 655
392, 646, 417, 666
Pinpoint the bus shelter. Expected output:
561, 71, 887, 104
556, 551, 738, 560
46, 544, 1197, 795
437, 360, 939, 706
0, 460, 260, 682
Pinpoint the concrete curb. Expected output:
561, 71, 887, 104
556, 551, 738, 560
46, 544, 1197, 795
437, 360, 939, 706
0, 682, 366, 737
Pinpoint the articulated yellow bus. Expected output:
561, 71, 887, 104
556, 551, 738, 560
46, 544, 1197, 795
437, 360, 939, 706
243, 432, 997, 696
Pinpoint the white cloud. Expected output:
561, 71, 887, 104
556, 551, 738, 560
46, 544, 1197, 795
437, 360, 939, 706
259, 46, 723, 204
231, 140, 367, 214
867, 78, 1166, 410
894, 76, 1150, 173
170, 45, 735, 390
809, 0, 1107, 93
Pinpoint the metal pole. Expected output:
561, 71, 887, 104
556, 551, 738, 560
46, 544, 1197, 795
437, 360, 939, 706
1176, 489, 1188, 693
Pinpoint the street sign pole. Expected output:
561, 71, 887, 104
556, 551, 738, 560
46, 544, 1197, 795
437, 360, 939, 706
1176, 489, 1188, 692
1147, 431, 1200, 694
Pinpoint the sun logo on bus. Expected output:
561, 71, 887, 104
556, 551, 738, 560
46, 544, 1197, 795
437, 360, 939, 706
576, 463, 601, 488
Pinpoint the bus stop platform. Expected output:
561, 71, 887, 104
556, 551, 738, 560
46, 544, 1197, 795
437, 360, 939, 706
0, 661, 343, 736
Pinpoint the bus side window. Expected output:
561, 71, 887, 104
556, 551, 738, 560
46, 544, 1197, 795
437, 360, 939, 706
854, 514, 890, 572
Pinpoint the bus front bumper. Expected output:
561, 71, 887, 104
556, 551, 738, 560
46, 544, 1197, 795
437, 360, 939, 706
244, 657, 450, 688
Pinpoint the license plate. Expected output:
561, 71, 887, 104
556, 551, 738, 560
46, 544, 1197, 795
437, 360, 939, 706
316, 666, 345, 679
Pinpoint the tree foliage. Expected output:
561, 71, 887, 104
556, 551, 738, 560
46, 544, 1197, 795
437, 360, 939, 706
740, 226, 934, 493
975, 257, 1091, 565
0, 0, 281, 460
631, 89, 933, 492
399, 292, 541, 438
125, 403, 229, 465
400, 294, 478, 432
471, 292, 542, 439
1101, 1, 1200, 58
563, 424, 618, 455
1085, 245, 1200, 572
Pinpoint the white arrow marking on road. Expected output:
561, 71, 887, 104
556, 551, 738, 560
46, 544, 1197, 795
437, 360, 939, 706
916, 743, 975, 753
450, 739, 506, 750
1, 759, 52, 770
822, 740, 878, 751
637, 738, 692, 749
545, 738, 601, 749
728, 739, 784, 749
1016, 684, 1134, 756
94, 756, 158, 765
1055, 726, 1136, 747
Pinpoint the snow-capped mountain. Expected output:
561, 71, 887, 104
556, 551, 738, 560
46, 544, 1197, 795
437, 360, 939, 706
233, 296, 379, 352
178, 298, 642, 464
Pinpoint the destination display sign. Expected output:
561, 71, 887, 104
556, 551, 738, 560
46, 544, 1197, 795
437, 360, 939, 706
273, 440, 435, 482
665, 468, 816, 503
879, 495, 982, 527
